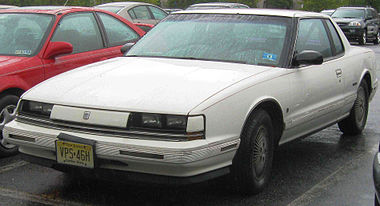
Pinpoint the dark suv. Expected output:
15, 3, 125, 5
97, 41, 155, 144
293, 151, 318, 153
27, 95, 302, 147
332, 7, 380, 45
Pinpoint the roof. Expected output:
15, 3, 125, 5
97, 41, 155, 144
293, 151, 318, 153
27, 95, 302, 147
189, 2, 248, 7
336, 7, 368, 10
0, 6, 98, 15
176, 8, 328, 18
96, 2, 152, 7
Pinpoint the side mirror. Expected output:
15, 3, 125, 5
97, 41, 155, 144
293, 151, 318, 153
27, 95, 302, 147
44, 41, 73, 59
292, 50, 323, 67
121, 42, 135, 55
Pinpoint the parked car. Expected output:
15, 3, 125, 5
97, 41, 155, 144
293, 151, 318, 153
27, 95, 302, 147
186, 2, 249, 10
95, 2, 168, 26
3, 9, 377, 194
0, 6, 145, 157
320, 9, 335, 16
374, 143, 380, 206
332, 7, 380, 45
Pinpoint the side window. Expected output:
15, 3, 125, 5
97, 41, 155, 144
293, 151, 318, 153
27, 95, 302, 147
128, 9, 137, 20
295, 19, 332, 58
51, 12, 103, 54
325, 20, 344, 55
130, 6, 152, 20
97, 12, 139, 47
149, 6, 167, 20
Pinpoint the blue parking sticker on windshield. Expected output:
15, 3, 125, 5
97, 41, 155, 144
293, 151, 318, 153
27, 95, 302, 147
15, 50, 32, 55
262, 53, 277, 61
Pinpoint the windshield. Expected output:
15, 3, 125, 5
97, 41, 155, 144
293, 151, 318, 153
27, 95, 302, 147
332, 9, 365, 19
0, 13, 53, 56
96, 6, 123, 14
127, 14, 291, 67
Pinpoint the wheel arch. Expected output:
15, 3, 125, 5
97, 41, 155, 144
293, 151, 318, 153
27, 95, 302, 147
241, 98, 285, 148
360, 70, 373, 97
0, 88, 25, 99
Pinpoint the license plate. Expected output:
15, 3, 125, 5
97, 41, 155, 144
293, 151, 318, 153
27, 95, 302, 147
56, 140, 94, 168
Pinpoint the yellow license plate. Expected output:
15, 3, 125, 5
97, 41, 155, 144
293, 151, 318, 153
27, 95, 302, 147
56, 140, 94, 168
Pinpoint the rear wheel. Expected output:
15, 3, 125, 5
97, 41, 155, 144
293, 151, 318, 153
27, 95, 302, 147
0, 95, 19, 157
338, 81, 369, 135
359, 30, 367, 45
376, 194, 380, 206
232, 109, 274, 195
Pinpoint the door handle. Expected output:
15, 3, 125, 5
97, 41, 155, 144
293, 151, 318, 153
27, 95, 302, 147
335, 69, 342, 77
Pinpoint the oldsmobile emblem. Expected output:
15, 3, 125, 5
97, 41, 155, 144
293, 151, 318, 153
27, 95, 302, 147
83, 111, 91, 120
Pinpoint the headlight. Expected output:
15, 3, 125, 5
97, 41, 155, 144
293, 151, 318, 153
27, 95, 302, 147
19, 100, 53, 117
128, 113, 205, 140
129, 113, 187, 131
348, 21, 361, 26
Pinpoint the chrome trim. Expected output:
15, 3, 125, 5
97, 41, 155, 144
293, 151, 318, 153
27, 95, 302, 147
16, 115, 204, 142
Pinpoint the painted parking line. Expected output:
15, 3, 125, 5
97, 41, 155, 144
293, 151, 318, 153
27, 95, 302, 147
286, 144, 378, 206
0, 160, 29, 174
0, 186, 90, 206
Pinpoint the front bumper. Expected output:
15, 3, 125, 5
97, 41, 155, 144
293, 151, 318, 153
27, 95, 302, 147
373, 152, 380, 199
3, 120, 239, 179
339, 26, 364, 41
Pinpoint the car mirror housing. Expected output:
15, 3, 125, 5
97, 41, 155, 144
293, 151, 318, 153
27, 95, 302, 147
292, 50, 323, 67
43, 41, 73, 59
121, 42, 136, 55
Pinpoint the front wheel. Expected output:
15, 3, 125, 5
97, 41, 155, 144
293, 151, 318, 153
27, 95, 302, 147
359, 31, 367, 45
232, 109, 274, 195
338, 81, 369, 135
374, 31, 380, 45
0, 95, 19, 157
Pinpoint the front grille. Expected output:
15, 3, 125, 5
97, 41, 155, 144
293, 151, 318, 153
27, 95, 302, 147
16, 114, 203, 142
337, 22, 348, 27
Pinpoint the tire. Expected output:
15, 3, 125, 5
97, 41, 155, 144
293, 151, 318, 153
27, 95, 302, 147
359, 30, 367, 45
374, 31, 380, 45
232, 109, 274, 195
0, 95, 19, 157
376, 194, 380, 206
338, 81, 369, 135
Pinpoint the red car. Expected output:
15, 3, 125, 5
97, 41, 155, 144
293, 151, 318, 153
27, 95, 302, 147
0, 6, 145, 156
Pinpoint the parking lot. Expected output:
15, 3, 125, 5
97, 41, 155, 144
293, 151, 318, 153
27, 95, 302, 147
0, 44, 379, 206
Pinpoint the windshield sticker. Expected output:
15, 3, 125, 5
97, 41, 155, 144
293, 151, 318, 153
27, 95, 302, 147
15, 50, 32, 55
262, 53, 277, 61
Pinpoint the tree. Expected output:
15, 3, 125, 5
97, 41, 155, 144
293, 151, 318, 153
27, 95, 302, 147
266, 0, 292, 9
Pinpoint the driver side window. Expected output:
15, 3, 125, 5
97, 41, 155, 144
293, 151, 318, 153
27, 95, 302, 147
295, 19, 333, 58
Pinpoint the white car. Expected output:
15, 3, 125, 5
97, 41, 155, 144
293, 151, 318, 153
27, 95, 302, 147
3, 9, 378, 194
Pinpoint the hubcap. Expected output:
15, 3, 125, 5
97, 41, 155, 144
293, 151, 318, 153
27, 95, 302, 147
0, 105, 17, 149
354, 88, 366, 126
252, 126, 268, 177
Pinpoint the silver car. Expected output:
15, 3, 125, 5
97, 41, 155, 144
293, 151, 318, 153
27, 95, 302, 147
95, 2, 168, 25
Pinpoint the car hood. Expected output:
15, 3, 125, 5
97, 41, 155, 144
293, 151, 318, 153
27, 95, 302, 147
333, 17, 363, 24
24, 57, 271, 114
0, 56, 34, 76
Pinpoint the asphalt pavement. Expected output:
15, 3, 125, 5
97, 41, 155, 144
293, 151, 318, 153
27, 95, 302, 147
0, 44, 379, 206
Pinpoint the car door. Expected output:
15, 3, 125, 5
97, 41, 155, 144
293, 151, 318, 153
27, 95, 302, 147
366, 9, 379, 37
127, 6, 156, 25
283, 18, 346, 140
43, 12, 122, 79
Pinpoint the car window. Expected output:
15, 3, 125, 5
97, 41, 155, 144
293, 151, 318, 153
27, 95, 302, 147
0, 13, 53, 56
325, 20, 344, 55
127, 14, 291, 67
331, 9, 365, 19
149, 6, 167, 20
295, 19, 333, 59
97, 12, 139, 47
51, 12, 103, 54
128, 9, 137, 19
130, 6, 152, 20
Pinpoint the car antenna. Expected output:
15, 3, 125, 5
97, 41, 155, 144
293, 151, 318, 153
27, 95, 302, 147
64, 0, 69, 6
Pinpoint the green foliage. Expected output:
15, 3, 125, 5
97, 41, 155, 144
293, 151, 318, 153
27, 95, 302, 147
266, 0, 292, 9
166, 0, 257, 9
302, 0, 380, 12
